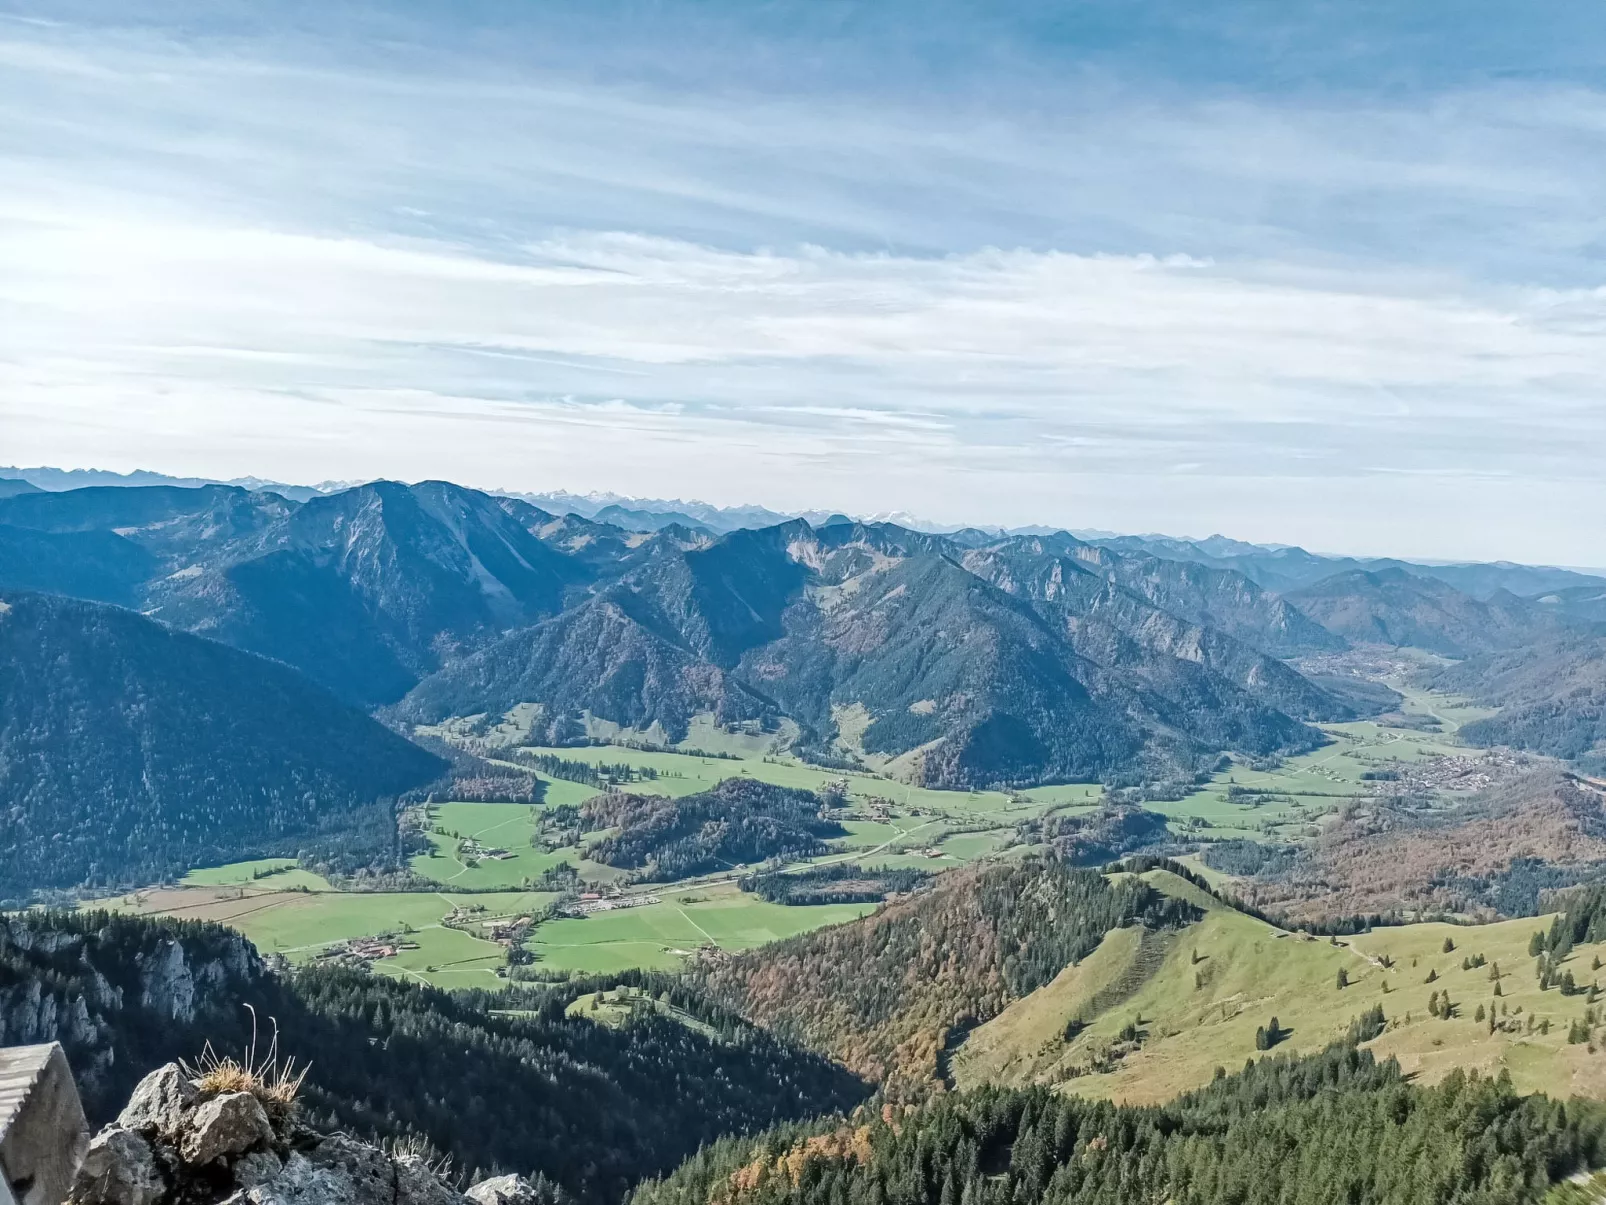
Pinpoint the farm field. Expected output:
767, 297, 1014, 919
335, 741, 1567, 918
515, 743, 1092, 821
105, 686, 1497, 993
181, 858, 333, 892
1156, 689, 1484, 844
526, 881, 875, 974
413, 744, 1085, 895
954, 869, 1606, 1105
97, 882, 557, 989
100, 862, 874, 985
409, 800, 626, 889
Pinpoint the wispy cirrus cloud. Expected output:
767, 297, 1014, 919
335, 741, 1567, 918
2, 7, 1606, 559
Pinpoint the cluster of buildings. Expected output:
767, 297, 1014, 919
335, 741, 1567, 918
562, 892, 661, 916
319, 936, 421, 963
458, 837, 516, 861
1366, 752, 1525, 796
480, 915, 534, 943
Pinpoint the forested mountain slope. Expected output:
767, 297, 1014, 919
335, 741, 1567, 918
1430, 635, 1606, 768
630, 1043, 1603, 1205
0, 591, 444, 899
690, 858, 1196, 1094
0, 481, 601, 704
0, 910, 866, 1203
401, 519, 1352, 787
581, 779, 845, 880
1205, 769, 1606, 921
1288, 567, 1573, 656
1014, 534, 1344, 657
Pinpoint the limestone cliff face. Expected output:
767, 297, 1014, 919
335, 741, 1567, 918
0, 915, 264, 1109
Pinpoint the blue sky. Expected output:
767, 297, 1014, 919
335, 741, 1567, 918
3, 1, 1606, 561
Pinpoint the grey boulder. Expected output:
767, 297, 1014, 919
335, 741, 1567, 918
117, 1064, 198, 1142
69, 1126, 167, 1205
180, 1092, 274, 1165
466, 1176, 547, 1205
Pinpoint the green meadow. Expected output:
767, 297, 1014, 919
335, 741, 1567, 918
526, 882, 875, 974
116, 690, 1493, 992
181, 858, 333, 892
1152, 694, 1480, 843
956, 869, 1606, 1106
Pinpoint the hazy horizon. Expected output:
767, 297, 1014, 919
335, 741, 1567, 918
7, 460, 1606, 572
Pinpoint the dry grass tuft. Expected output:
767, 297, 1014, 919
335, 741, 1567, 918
182, 1004, 311, 1115
386, 1132, 455, 1179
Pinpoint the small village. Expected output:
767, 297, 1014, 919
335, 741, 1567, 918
562, 892, 661, 917
1363, 751, 1528, 796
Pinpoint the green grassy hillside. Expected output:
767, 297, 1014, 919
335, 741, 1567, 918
954, 869, 1606, 1104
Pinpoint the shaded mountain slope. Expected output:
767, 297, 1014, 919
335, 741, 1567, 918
0, 482, 295, 550
999, 533, 1343, 656
0, 524, 155, 607
959, 539, 1353, 722
1532, 583, 1606, 624
1420, 633, 1606, 766
157, 479, 587, 699
2, 483, 1363, 786
396, 588, 776, 743
1289, 567, 1570, 656
0, 480, 603, 705
1091, 532, 1606, 599
0, 591, 445, 899
403, 520, 1335, 787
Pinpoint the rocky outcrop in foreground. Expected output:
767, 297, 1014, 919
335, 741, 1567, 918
68, 1063, 549, 1205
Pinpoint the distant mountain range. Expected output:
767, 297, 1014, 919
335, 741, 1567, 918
10, 465, 1600, 592
1286, 567, 1577, 658
3, 476, 1601, 791
1083, 533, 1606, 600
4, 473, 1605, 891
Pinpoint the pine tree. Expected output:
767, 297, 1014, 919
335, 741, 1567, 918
1475, 1003, 1486, 1022
1336, 968, 1348, 990
1426, 968, 1438, 983
1442, 937, 1456, 953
